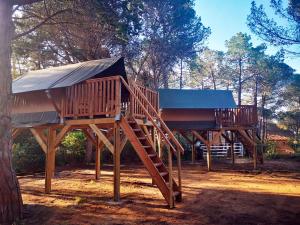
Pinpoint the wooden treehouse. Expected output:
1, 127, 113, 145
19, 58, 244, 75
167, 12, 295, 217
158, 89, 263, 171
12, 57, 183, 208
12, 57, 262, 208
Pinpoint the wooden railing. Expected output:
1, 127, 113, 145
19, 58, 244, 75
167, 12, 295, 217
61, 76, 121, 118
119, 76, 184, 154
129, 81, 159, 119
215, 105, 258, 127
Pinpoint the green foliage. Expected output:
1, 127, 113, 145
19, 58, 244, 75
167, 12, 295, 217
264, 141, 279, 159
58, 131, 86, 164
12, 131, 45, 173
247, 0, 300, 53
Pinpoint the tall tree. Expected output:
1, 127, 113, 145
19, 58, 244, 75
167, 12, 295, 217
188, 49, 227, 90
13, 0, 143, 72
247, 0, 300, 54
277, 74, 300, 140
126, 0, 210, 89
225, 32, 253, 105
0, 0, 48, 223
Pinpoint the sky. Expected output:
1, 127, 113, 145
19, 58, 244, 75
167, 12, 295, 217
194, 0, 300, 73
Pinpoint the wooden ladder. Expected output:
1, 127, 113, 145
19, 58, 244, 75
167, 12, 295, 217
120, 116, 182, 206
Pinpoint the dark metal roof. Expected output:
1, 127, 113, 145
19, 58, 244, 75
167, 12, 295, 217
13, 57, 126, 94
158, 89, 237, 109
12, 111, 59, 128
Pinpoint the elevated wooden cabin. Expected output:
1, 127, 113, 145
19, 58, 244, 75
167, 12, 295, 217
12, 57, 262, 207
159, 89, 262, 170
12, 57, 182, 208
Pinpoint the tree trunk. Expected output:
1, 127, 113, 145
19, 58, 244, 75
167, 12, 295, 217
85, 138, 93, 164
179, 58, 183, 89
211, 70, 216, 90
238, 58, 242, 105
261, 95, 266, 142
254, 75, 258, 107
0, 1, 23, 224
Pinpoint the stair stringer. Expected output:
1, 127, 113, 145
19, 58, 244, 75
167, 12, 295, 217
236, 129, 263, 163
120, 116, 179, 206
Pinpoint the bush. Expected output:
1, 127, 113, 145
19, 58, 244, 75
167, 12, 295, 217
13, 130, 45, 173
264, 141, 279, 159
58, 131, 86, 165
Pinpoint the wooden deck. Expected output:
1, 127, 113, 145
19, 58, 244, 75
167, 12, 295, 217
61, 76, 159, 119
60, 75, 257, 128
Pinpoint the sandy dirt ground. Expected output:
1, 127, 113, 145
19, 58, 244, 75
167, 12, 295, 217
19, 159, 300, 225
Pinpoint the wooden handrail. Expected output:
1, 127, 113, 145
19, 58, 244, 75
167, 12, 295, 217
215, 105, 258, 127
120, 76, 184, 155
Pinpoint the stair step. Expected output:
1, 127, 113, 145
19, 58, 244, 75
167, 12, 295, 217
142, 145, 152, 148
133, 129, 142, 132
138, 137, 146, 140
154, 162, 163, 167
128, 120, 136, 124
148, 153, 157, 158
160, 172, 168, 177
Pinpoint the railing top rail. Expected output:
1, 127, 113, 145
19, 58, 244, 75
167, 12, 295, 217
120, 76, 184, 155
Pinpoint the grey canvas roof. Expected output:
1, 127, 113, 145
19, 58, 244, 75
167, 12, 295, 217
13, 57, 126, 94
12, 111, 59, 128
158, 89, 236, 109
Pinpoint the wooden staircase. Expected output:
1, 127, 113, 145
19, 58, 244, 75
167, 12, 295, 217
236, 129, 263, 163
120, 116, 182, 206
118, 77, 184, 207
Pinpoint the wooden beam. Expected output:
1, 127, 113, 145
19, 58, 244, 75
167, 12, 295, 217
54, 125, 71, 147
120, 136, 128, 154
12, 128, 22, 140
45, 127, 56, 193
230, 131, 235, 165
89, 124, 114, 154
192, 134, 195, 164
113, 122, 121, 202
192, 130, 209, 146
211, 130, 223, 145
82, 128, 97, 146
65, 118, 115, 126
30, 128, 47, 153
95, 137, 102, 180
157, 131, 162, 158
179, 131, 193, 145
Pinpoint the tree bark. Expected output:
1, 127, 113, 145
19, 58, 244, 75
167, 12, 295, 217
254, 75, 258, 107
179, 58, 183, 89
0, 1, 23, 224
85, 136, 93, 164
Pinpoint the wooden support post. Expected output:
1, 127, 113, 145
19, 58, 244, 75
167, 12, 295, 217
45, 127, 56, 194
207, 143, 212, 171
253, 130, 257, 170
157, 132, 162, 158
231, 131, 235, 165
167, 145, 174, 208
95, 137, 101, 180
113, 122, 121, 202
192, 134, 195, 164
177, 147, 182, 194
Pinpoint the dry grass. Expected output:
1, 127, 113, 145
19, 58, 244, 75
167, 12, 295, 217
20, 159, 300, 225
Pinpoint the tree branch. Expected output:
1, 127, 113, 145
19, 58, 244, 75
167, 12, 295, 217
13, 9, 71, 40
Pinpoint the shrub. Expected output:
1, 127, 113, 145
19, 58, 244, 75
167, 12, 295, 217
58, 131, 86, 165
12, 130, 45, 173
264, 141, 279, 159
